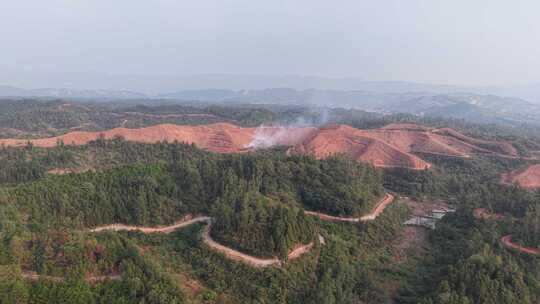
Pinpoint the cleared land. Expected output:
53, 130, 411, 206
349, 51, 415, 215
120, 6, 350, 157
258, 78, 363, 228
501, 164, 540, 189
0, 123, 521, 170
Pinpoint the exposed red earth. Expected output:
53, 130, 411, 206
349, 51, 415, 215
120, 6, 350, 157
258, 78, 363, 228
288, 125, 430, 170
501, 235, 539, 255
288, 123, 520, 169
0, 122, 520, 170
0, 123, 255, 153
501, 164, 540, 190
366, 126, 517, 158
0, 123, 316, 154
432, 128, 518, 157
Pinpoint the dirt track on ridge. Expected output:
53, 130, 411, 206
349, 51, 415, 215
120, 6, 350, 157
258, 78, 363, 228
304, 193, 395, 222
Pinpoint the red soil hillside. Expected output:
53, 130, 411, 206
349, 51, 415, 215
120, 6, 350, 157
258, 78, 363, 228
501, 164, 540, 189
432, 128, 518, 157
362, 124, 518, 158
0, 123, 251, 153
288, 125, 431, 170
288, 123, 520, 169
360, 129, 469, 157
0, 123, 316, 154
0, 122, 520, 170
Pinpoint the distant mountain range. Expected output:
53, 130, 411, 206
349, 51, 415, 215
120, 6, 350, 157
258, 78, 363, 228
2, 83, 540, 126
3, 73, 540, 102
160, 89, 540, 126
0, 85, 146, 99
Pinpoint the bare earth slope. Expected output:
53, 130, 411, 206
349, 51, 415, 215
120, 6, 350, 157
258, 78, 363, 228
0, 123, 316, 153
501, 164, 540, 189
361, 125, 518, 158
0, 122, 519, 170
289, 125, 431, 170
289, 123, 519, 169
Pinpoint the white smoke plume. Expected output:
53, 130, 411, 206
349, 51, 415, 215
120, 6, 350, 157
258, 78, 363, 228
245, 125, 295, 149
245, 107, 331, 150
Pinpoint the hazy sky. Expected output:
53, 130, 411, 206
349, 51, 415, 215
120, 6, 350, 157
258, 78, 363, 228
2, 0, 540, 86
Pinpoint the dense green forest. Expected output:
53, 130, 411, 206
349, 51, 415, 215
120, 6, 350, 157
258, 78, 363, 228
1, 100, 539, 303
0, 142, 386, 302
126, 201, 411, 303
1, 140, 384, 219
514, 204, 540, 248
397, 209, 540, 304
0, 232, 186, 303
211, 189, 315, 258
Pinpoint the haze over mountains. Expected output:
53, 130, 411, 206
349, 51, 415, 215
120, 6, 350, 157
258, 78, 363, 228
3, 79, 540, 127
161, 89, 540, 125
3, 73, 540, 100
0, 85, 146, 100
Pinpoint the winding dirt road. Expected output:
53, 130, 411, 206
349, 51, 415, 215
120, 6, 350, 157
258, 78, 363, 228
471, 210, 537, 256
304, 193, 395, 223
24, 193, 393, 279
91, 215, 316, 268
89, 193, 394, 267
90, 215, 212, 234
501, 235, 539, 255
200, 224, 281, 267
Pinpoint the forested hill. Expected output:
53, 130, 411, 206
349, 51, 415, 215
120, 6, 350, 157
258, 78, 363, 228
4, 145, 382, 251
0, 101, 539, 303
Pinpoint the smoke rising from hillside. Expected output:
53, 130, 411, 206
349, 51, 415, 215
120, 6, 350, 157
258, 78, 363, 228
245, 108, 330, 149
